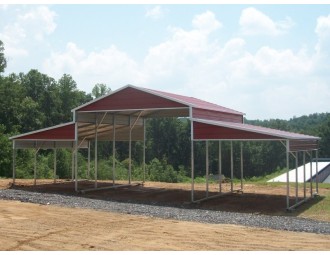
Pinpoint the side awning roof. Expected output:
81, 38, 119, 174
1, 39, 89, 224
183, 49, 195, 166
192, 119, 320, 152
9, 122, 84, 149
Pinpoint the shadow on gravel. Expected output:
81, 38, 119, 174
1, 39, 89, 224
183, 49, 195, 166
9, 180, 324, 217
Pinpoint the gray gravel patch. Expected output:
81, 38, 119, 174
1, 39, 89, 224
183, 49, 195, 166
0, 189, 329, 235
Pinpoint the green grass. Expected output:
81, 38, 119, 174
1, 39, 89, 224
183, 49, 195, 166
293, 186, 330, 222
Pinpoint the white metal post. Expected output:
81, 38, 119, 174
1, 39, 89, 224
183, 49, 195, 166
191, 139, 194, 202
71, 146, 74, 181
129, 116, 132, 185
206, 140, 209, 198
12, 141, 16, 185
87, 141, 91, 179
75, 141, 78, 191
112, 114, 116, 185
218, 141, 222, 193
34, 148, 37, 186
74, 120, 79, 192
143, 118, 146, 183
286, 140, 290, 210
303, 151, 306, 199
295, 151, 298, 203
230, 141, 233, 193
316, 150, 319, 194
94, 119, 98, 189
53, 146, 57, 184
240, 142, 243, 191
310, 151, 313, 197
190, 111, 194, 202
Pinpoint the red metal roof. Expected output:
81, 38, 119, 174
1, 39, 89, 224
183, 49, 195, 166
193, 119, 320, 141
144, 87, 244, 116
75, 86, 187, 112
73, 85, 244, 116
10, 85, 320, 152
10, 122, 75, 141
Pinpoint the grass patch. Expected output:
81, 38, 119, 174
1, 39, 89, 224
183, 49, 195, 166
294, 186, 330, 222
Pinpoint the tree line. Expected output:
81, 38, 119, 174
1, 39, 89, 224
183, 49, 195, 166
1, 40, 330, 182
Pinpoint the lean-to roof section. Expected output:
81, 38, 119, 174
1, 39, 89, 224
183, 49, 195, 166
193, 119, 320, 151
9, 122, 81, 149
10, 122, 75, 141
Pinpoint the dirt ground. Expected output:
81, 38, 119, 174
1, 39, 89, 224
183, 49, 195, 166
0, 179, 330, 251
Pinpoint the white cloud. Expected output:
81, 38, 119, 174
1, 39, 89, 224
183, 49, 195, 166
192, 11, 222, 34
315, 14, 330, 57
145, 6, 164, 20
7, 8, 330, 119
18, 6, 57, 40
0, 4, 8, 10
0, 6, 56, 59
239, 7, 294, 36
142, 11, 222, 90
43, 42, 146, 91
140, 10, 324, 119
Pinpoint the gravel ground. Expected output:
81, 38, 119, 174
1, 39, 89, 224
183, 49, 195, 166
1, 189, 329, 235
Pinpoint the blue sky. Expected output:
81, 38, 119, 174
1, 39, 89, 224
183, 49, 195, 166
1, 3, 330, 120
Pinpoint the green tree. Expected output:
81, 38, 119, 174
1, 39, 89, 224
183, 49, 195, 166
0, 75, 24, 133
17, 97, 45, 133
0, 40, 6, 73
319, 116, 330, 157
92, 83, 111, 98
19, 69, 54, 103
58, 74, 93, 122
0, 125, 12, 177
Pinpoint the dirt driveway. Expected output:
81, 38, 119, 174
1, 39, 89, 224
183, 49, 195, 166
0, 179, 329, 251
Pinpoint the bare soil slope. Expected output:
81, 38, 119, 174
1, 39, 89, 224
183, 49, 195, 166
0, 179, 329, 251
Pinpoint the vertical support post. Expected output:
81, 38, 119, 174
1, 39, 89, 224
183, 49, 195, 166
75, 141, 78, 191
12, 141, 16, 185
206, 140, 209, 198
303, 151, 306, 199
34, 148, 37, 186
112, 114, 116, 185
218, 141, 222, 193
191, 139, 194, 202
230, 141, 233, 193
74, 121, 78, 192
94, 118, 98, 189
286, 140, 290, 210
295, 151, 298, 203
53, 145, 57, 184
87, 141, 91, 179
71, 145, 74, 181
128, 116, 132, 185
310, 151, 313, 197
315, 150, 319, 194
240, 142, 243, 191
143, 118, 146, 183
190, 111, 194, 202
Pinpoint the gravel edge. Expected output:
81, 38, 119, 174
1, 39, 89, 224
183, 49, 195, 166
1, 189, 329, 235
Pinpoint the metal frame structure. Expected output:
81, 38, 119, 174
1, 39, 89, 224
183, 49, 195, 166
10, 85, 320, 210
190, 118, 320, 210
10, 122, 88, 186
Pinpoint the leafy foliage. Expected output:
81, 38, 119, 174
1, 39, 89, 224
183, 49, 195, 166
0, 40, 6, 73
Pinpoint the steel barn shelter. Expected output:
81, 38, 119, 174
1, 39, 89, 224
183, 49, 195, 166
10, 85, 321, 210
